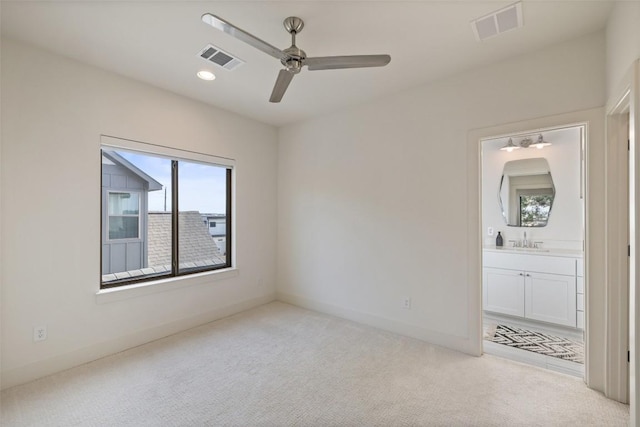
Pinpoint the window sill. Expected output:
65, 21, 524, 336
95, 267, 239, 304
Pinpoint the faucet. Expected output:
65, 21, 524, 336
523, 231, 528, 248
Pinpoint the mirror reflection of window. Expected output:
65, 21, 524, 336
518, 192, 553, 226
499, 158, 555, 227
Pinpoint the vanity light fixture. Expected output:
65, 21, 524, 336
500, 138, 521, 152
501, 134, 552, 152
531, 134, 552, 149
197, 70, 216, 81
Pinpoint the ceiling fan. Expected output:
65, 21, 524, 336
201, 14, 391, 103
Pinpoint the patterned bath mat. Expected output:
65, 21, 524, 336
488, 324, 584, 364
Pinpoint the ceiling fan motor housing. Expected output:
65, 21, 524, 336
282, 46, 306, 73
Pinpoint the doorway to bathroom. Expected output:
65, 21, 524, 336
480, 123, 586, 378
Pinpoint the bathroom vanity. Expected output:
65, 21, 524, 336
483, 247, 584, 329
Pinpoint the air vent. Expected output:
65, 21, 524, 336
197, 44, 245, 71
471, 2, 523, 42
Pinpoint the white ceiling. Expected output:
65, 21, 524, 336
0, 1, 613, 126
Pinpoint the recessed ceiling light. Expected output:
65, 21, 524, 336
197, 70, 216, 81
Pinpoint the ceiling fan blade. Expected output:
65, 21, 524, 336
305, 55, 391, 71
269, 69, 295, 103
202, 13, 284, 60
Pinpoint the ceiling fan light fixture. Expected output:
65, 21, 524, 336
197, 70, 216, 81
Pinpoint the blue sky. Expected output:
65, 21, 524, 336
119, 151, 227, 214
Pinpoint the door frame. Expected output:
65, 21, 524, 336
468, 107, 607, 393
605, 75, 631, 404
607, 59, 640, 421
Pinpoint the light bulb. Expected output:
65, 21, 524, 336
197, 70, 216, 81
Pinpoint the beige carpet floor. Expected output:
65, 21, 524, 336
1, 302, 629, 426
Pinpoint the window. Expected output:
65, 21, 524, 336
101, 146, 232, 288
108, 192, 140, 239
209, 221, 216, 228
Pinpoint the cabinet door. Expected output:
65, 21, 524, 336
524, 272, 577, 327
483, 268, 525, 317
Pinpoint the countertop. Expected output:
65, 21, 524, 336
483, 246, 584, 258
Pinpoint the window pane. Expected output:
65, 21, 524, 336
178, 160, 228, 273
109, 216, 139, 239
108, 192, 139, 215
101, 150, 172, 286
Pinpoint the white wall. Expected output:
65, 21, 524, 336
0, 39, 278, 388
277, 32, 605, 355
606, 1, 640, 98
482, 127, 583, 250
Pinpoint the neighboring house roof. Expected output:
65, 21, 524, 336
102, 210, 225, 283
102, 150, 163, 191
148, 211, 225, 268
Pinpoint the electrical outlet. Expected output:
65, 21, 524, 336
33, 326, 47, 342
402, 297, 411, 310
487, 227, 494, 236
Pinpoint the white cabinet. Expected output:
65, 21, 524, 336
483, 250, 580, 328
483, 268, 525, 317
524, 272, 577, 327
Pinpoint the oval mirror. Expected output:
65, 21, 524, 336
499, 158, 555, 227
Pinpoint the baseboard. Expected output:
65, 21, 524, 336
276, 292, 480, 356
1, 293, 276, 390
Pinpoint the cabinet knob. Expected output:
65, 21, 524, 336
519, 273, 524, 276
525, 273, 531, 277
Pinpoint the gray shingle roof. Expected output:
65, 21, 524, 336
178, 211, 225, 264
102, 211, 226, 283
147, 211, 172, 267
